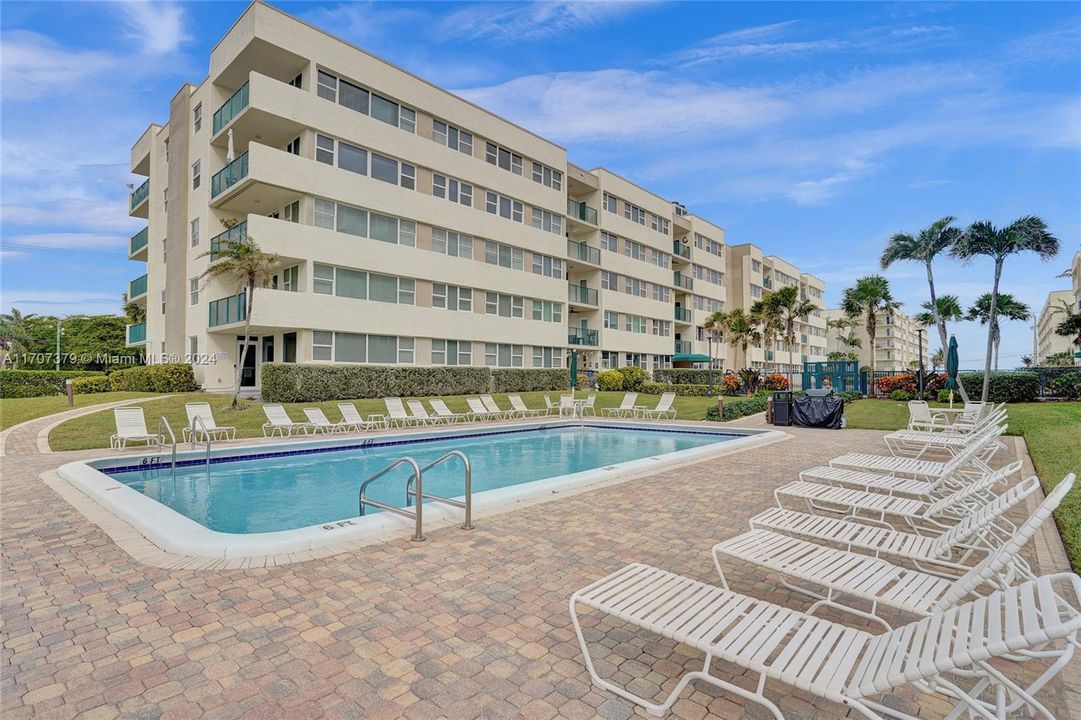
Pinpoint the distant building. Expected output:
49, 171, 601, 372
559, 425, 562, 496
824, 307, 928, 372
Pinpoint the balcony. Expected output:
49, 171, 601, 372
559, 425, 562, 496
568, 285, 599, 307
213, 81, 249, 135
568, 328, 599, 347
672, 241, 691, 260
128, 273, 148, 300
674, 340, 692, 354
763, 276, 773, 290
567, 239, 601, 267
129, 227, 148, 260
129, 179, 149, 217
208, 292, 247, 327
673, 272, 693, 291
765, 350, 775, 362
211, 152, 248, 198
674, 306, 692, 323
566, 198, 598, 226
126, 322, 146, 346
209, 220, 247, 261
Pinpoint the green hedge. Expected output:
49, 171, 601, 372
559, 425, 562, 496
108, 364, 198, 393
597, 370, 624, 391
1049, 371, 1081, 399
72, 376, 112, 394
615, 366, 648, 391
959, 371, 1039, 403
641, 382, 716, 397
0, 370, 103, 398
704, 395, 769, 422
261, 363, 492, 402
490, 368, 568, 392
652, 368, 725, 385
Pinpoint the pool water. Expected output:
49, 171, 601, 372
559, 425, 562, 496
105, 425, 742, 533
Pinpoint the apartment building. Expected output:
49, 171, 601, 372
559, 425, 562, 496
124, 2, 809, 390
724, 244, 828, 373
824, 307, 928, 372
1033, 289, 1076, 365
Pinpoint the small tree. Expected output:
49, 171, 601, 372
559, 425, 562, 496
769, 285, 816, 359
826, 316, 862, 360
704, 308, 761, 365
965, 293, 1030, 371
0, 308, 34, 369
930, 347, 945, 371
749, 298, 782, 371
841, 275, 900, 380
1050, 299, 1081, 357
198, 237, 280, 408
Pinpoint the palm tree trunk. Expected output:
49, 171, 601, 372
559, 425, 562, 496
233, 286, 255, 409
981, 261, 1003, 402
927, 263, 969, 403
867, 310, 876, 394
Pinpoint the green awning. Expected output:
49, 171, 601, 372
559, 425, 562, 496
672, 353, 710, 362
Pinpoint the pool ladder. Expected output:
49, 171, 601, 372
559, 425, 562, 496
156, 416, 177, 480
358, 450, 473, 542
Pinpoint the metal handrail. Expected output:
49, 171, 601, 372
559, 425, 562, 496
190, 415, 212, 469
406, 451, 473, 531
157, 416, 177, 480
358, 457, 425, 541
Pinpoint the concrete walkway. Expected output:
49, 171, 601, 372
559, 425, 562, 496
0, 395, 172, 457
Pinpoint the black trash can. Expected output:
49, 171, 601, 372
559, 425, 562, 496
772, 391, 793, 426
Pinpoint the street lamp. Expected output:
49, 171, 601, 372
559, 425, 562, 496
916, 327, 925, 397
707, 333, 714, 395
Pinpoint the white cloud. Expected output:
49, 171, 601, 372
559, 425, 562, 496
0, 290, 123, 317
0, 30, 118, 101
118, 1, 190, 55
438, 1, 657, 42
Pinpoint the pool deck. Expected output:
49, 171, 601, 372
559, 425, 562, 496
3, 418, 1079, 719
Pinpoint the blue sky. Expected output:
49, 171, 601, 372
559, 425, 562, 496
1, 1, 1078, 367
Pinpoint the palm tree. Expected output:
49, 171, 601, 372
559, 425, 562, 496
198, 237, 280, 408
0, 308, 35, 369
749, 297, 782, 371
121, 292, 146, 324
881, 216, 966, 399
1049, 298, 1081, 355
952, 216, 1060, 400
913, 295, 963, 333
704, 308, 761, 364
826, 316, 862, 360
930, 347, 945, 371
965, 293, 1030, 370
840, 275, 900, 379
1021, 354, 1033, 367
768, 285, 817, 359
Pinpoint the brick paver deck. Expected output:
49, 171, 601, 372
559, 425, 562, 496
2, 423, 1077, 719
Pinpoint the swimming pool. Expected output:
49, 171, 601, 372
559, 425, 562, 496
58, 420, 784, 560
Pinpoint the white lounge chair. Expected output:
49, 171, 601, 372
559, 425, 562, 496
884, 417, 1007, 458
558, 395, 576, 418
906, 400, 954, 431
714, 475, 1066, 628
580, 394, 597, 416
429, 399, 470, 423
571, 564, 1081, 719
182, 402, 236, 443
603, 392, 638, 417
507, 394, 543, 417
407, 400, 447, 425
466, 397, 499, 421
261, 405, 314, 437
110, 407, 163, 450
480, 395, 515, 420
829, 422, 1003, 480
634, 392, 676, 419
338, 403, 387, 430
384, 397, 419, 427
303, 407, 352, 433
543, 395, 559, 416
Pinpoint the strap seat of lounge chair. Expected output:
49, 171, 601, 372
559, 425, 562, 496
800, 465, 938, 497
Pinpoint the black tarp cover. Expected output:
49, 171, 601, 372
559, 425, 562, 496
792, 395, 844, 429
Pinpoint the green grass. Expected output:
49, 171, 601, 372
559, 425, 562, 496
846, 399, 1081, 571
0, 392, 155, 430
47, 391, 727, 452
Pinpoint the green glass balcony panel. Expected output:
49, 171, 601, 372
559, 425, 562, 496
567, 240, 600, 265
672, 241, 691, 259
568, 285, 598, 305
213, 81, 249, 135
674, 340, 692, 354
211, 152, 248, 197
209, 220, 247, 261
126, 322, 146, 345
129, 274, 148, 298
129, 227, 148, 255
568, 328, 599, 346
130, 179, 149, 209
674, 307, 692, 322
208, 292, 247, 327
567, 199, 598, 225
673, 272, 693, 290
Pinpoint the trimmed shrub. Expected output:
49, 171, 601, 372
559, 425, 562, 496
959, 371, 1039, 403
72, 375, 111, 394
597, 370, 624, 391
108, 364, 197, 393
889, 390, 913, 401
762, 373, 789, 391
876, 374, 917, 395
836, 390, 862, 402
491, 368, 567, 392
721, 374, 742, 396
703, 395, 768, 422
641, 382, 714, 397
1049, 371, 1081, 399
0, 370, 103, 398
616, 366, 648, 391
652, 368, 725, 385
260, 363, 491, 402
936, 389, 953, 403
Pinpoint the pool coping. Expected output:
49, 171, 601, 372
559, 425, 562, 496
52, 419, 789, 568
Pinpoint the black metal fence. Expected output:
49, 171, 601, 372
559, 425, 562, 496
862, 367, 1079, 399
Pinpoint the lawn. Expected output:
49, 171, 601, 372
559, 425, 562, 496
47, 391, 725, 452
0, 392, 155, 430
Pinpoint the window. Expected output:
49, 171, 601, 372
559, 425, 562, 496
624, 202, 646, 225
315, 332, 413, 364
750, 285, 763, 299
530, 208, 563, 235
484, 241, 523, 270
283, 200, 300, 223
285, 136, 301, 155
650, 214, 670, 235
485, 142, 522, 174
192, 103, 202, 132
601, 271, 618, 290
431, 228, 473, 259
531, 300, 562, 323
339, 78, 369, 114
432, 283, 472, 311
432, 339, 472, 366
484, 343, 523, 367
625, 315, 646, 334
485, 191, 523, 222
191, 160, 201, 190
531, 253, 563, 278
624, 277, 646, 298
314, 198, 336, 229
190, 218, 199, 247
531, 162, 562, 190
189, 336, 198, 356
162, 236, 167, 264
652, 355, 672, 370
189, 278, 198, 305
312, 198, 414, 246
652, 284, 670, 303
533, 346, 563, 368
603, 193, 618, 213
604, 311, 619, 329
693, 265, 723, 286
313, 264, 413, 304
317, 71, 338, 101
313, 331, 334, 361
433, 174, 473, 206
316, 134, 335, 165
370, 152, 415, 188
317, 70, 415, 132
273, 265, 299, 292
694, 233, 723, 257
485, 292, 524, 318
650, 249, 670, 269
624, 239, 646, 262
289, 73, 302, 89
337, 142, 367, 174
600, 231, 619, 252
652, 319, 671, 337
751, 259, 762, 273
433, 120, 473, 155
163, 187, 168, 213
160, 290, 166, 315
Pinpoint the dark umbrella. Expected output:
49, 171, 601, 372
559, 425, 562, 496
569, 350, 578, 391
944, 335, 960, 407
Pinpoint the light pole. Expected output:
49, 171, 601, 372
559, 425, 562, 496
707, 333, 714, 395
916, 327, 925, 397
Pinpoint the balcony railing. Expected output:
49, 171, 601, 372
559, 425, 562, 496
130, 179, 149, 210
567, 198, 598, 225
673, 272, 693, 291
129, 227, 148, 255
674, 340, 692, 354
763, 276, 773, 289
128, 274, 148, 299
208, 292, 247, 327
213, 81, 249, 135
211, 151, 248, 197
567, 239, 601, 266
209, 220, 247, 261
126, 322, 146, 345
568, 285, 598, 306
568, 328, 599, 346
672, 241, 691, 260
674, 306, 692, 322
765, 350, 775, 362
